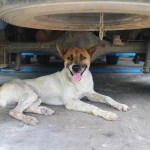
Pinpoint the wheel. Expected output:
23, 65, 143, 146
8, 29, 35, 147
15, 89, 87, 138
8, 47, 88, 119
106, 55, 119, 65
21, 56, 31, 64
0, 1, 150, 31
36, 55, 50, 64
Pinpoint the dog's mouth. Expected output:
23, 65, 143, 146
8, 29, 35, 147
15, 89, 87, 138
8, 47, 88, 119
68, 66, 87, 82
72, 72, 81, 82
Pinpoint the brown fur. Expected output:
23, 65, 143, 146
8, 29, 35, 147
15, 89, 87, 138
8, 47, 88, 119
63, 48, 91, 67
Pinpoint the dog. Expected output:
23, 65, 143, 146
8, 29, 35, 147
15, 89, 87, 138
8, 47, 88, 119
0, 45, 129, 125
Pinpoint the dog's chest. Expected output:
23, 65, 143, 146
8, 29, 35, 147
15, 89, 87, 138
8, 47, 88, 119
73, 77, 93, 98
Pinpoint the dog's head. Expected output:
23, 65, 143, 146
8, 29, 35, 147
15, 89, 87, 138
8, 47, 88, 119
57, 45, 97, 82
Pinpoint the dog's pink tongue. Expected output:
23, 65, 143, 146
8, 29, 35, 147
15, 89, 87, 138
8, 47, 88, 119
72, 73, 81, 82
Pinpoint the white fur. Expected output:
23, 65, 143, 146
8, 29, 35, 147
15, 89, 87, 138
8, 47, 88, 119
0, 67, 129, 125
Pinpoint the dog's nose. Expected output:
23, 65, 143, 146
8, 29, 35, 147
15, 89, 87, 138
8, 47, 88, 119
72, 65, 81, 72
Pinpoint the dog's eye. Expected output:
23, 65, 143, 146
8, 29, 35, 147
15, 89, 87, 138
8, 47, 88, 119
67, 55, 73, 61
80, 55, 86, 61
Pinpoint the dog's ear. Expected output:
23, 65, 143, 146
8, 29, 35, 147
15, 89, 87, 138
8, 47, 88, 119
87, 45, 97, 57
56, 44, 68, 57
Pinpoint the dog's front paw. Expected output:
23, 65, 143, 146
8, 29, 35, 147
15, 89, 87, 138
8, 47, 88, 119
40, 106, 54, 116
102, 111, 118, 121
114, 103, 130, 111
93, 109, 118, 121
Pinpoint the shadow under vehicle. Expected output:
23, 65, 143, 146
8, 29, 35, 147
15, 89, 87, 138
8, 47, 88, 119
0, 0, 150, 72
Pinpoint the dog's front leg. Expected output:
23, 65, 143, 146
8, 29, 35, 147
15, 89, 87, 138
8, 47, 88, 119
65, 99, 118, 121
86, 91, 130, 111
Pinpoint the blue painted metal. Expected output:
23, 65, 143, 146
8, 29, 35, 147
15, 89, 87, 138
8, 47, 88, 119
107, 52, 136, 57
1, 52, 141, 73
0, 66, 142, 73
22, 52, 137, 63
22, 52, 136, 57
90, 67, 142, 73
0, 67, 60, 73
21, 52, 48, 56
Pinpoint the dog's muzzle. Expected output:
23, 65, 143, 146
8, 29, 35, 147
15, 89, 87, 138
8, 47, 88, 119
72, 65, 81, 73
68, 65, 87, 82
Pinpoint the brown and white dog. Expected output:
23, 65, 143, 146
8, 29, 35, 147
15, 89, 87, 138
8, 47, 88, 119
0, 45, 129, 125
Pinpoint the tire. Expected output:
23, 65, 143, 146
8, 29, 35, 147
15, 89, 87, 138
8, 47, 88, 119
37, 55, 50, 64
106, 55, 119, 65
23, 56, 31, 64
0, 0, 150, 31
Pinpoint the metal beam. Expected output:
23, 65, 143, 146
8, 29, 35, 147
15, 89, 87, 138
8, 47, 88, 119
143, 38, 150, 73
6, 41, 57, 55
93, 40, 147, 60
5, 41, 147, 59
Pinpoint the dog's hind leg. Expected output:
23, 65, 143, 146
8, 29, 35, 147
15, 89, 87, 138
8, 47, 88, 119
9, 110, 38, 125
9, 93, 39, 125
24, 98, 54, 115
25, 106, 54, 116
86, 91, 130, 111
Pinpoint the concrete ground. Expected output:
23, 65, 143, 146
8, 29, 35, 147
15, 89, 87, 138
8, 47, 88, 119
0, 70, 150, 150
